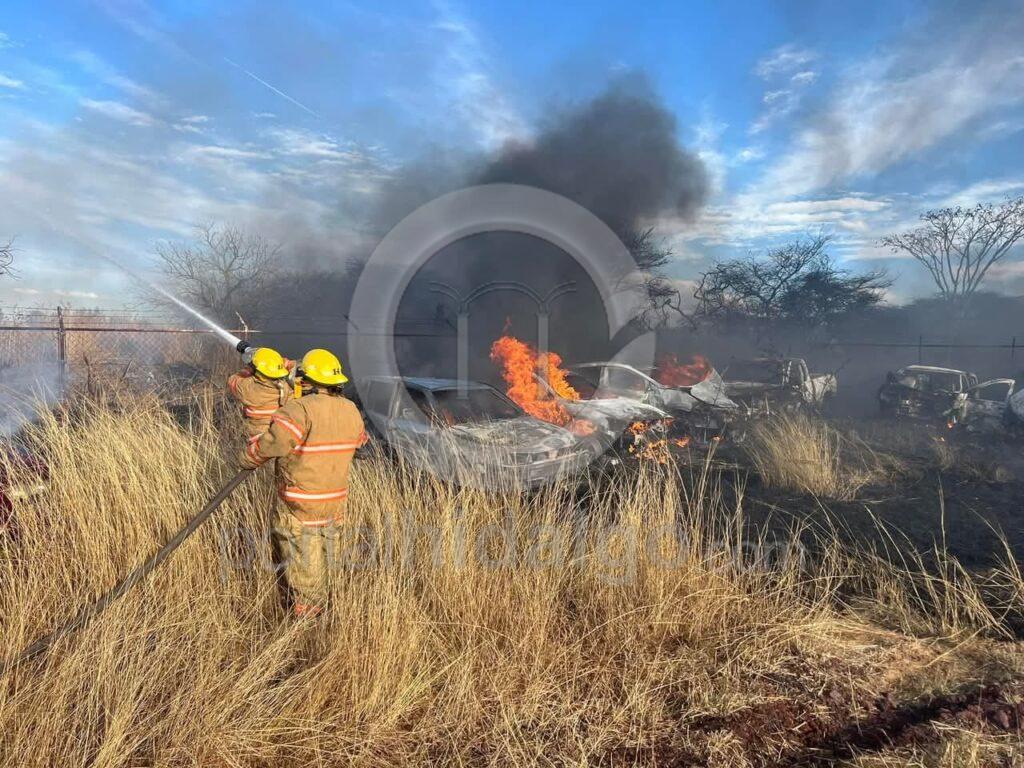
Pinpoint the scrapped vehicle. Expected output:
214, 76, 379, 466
878, 365, 1018, 432
355, 376, 599, 488
878, 365, 976, 421
531, 372, 673, 456
563, 362, 740, 444
722, 358, 837, 415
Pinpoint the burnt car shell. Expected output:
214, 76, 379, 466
356, 376, 597, 489
532, 373, 672, 457
878, 365, 977, 422
565, 362, 739, 444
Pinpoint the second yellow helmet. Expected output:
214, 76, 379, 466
300, 348, 348, 386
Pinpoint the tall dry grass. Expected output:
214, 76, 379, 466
745, 412, 898, 500
0, 394, 1019, 765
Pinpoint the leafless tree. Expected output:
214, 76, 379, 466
622, 228, 695, 330
881, 196, 1024, 304
695, 234, 889, 326
152, 224, 283, 325
0, 238, 15, 278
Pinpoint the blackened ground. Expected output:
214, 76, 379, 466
698, 416, 1024, 569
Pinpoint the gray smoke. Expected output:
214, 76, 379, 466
476, 75, 708, 234
0, 363, 63, 438
372, 74, 709, 238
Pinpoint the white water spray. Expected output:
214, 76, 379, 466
96, 253, 244, 349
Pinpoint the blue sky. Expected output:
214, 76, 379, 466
0, 0, 1022, 307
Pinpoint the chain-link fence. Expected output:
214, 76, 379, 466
0, 307, 249, 396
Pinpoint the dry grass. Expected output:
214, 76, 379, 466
0, 394, 1020, 766
745, 412, 899, 500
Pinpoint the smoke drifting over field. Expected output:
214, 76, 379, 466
373, 75, 709, 238
357, 76, 711, 379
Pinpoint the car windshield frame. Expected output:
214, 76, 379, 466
895, 369, 962, 392
725, 360, 783, 384
428, 387, 525, 425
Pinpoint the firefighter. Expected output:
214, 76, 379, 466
240, 348, 365, 617
227, 345, 293, 439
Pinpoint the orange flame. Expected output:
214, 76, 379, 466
655, 353, 712, 387
490, 335, 581, 426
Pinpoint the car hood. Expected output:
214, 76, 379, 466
684, 371, 739, 410
562, 397, 667, 430
448, 417, 577, 451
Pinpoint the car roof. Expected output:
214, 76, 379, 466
899, 365, 968, 375
571, 361, 651, 372
360, 375, 495, 392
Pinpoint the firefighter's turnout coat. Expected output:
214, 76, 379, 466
227, 369, 293, 438
241, 391, 366, 525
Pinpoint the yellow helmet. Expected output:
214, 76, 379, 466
300, 348, 348, 386
250, 347, 289, 380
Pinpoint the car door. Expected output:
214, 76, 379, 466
961, 378, 1015, 429
388, 386, 436, 457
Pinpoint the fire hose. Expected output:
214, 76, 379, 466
0, 469, 252, 678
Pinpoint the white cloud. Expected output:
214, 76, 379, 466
269, 128, 357, 161
172, 114, 212, 134
735, 147, 764, 163
749, 23, 1024, 201
182, 144, 270, 162
432, 0, 528, 150
0, 32, 12, 49
940, 178, 1024, 207
749, 45, 819, 134
80, 98, 157, 127
71, 50, 161, 106
693, 111, 728, 195
0, 74, 25, 90
754, 45, 816, 79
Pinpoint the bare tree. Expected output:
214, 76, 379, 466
695, 234, 889, 327
0, 238, 15, 278
152, 224, 283, 325
623, 228, 695, 330
881, 197, 1024, 304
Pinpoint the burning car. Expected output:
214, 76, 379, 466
355, 376, 598, 488
878, 365, 1018, 433
721, 357, 837, 416
561, 360, 741, 445
530, 372, 674, 458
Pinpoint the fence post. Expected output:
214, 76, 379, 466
56, 305, 67, 392
917, 334, 923, 364
1012, 336, 1016, 362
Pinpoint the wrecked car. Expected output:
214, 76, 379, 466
354, 376, 598, 488
722, 358, 837, 416
878, 365, 976, 422
563, 362, 740, 444
531, 372, 674, 458
878, 365, 1018, 433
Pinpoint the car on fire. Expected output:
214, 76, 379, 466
561, 362, 740, 444
721, 357, 837, 416
354, 376, 601, 488
531, 372, 674, 453
878, 364, 1018, 433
